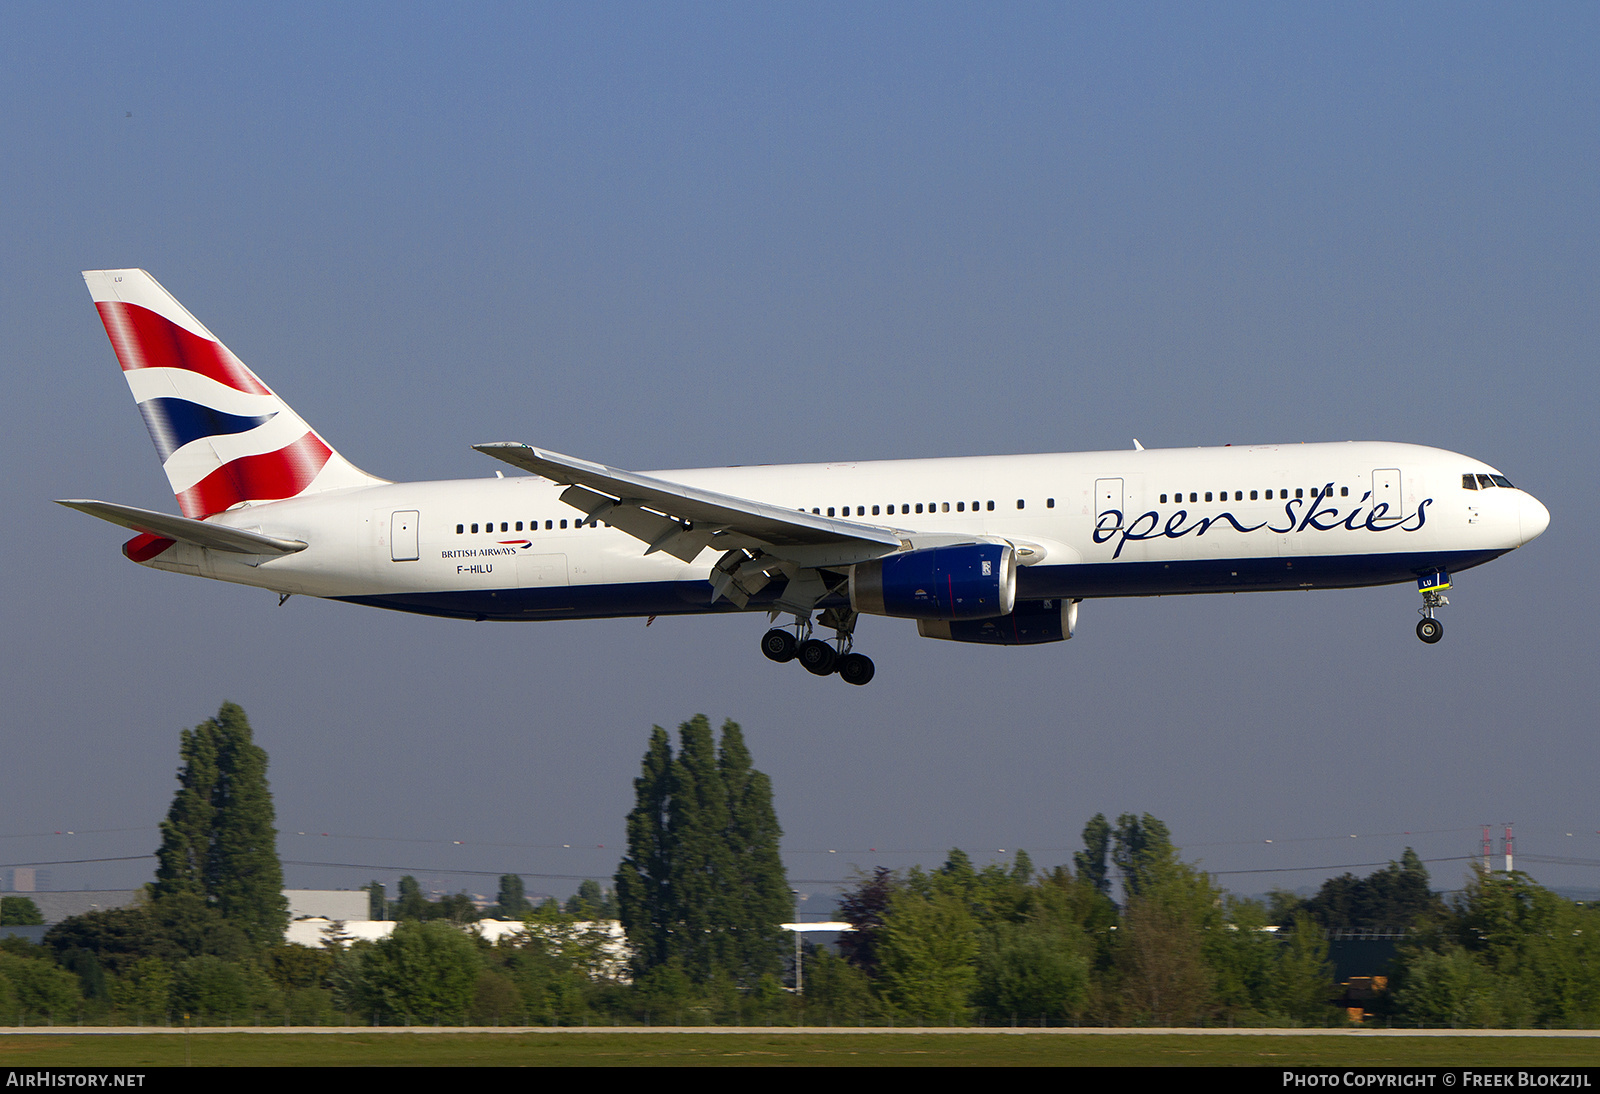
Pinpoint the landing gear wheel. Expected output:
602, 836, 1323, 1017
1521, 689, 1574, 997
837, 652, 875, 686
1416, 618, 1443, 644
798, 639, 838, 676
760, 628, 798, 663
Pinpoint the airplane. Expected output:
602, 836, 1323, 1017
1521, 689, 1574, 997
59, 269, 1550, 686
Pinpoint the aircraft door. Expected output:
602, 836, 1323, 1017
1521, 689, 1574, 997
1095, 478, 1124, 531
390, 511, 419, 562
1372, 469, 1404, 520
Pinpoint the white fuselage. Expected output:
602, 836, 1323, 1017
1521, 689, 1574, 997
138, 440, 1547, 623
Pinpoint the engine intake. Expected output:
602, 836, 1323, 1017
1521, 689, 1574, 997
850, 543, 1016, 621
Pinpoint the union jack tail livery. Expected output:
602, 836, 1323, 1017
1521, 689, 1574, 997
83, 269, 383, 519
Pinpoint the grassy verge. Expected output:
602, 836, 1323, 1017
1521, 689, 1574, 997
4, 1031, 1600, 1067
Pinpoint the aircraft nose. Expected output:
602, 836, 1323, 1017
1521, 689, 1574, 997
1519, 493, 1551, 545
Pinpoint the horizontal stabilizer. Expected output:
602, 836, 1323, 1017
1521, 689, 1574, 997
56, 499, 307, 556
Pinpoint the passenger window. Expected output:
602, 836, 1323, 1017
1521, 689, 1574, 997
915, 503, 923, 514
872, 505, 880, 516
560, 519, 567, 529
957, 502, 965, 512
987, 501, 994, 511
471, 523, 479, 533
827, 507, 835, 516
1016, 499, 1024, 509
942, 502, 950, 513
1340, 487, 1348, 497
1205, 492, 1213, 502
1250, 490, 1258, 500
1295, 489, 1303, 499
456, 524, 464, 534
1234, 491, 1242, 501
1160, 494, 1167, 504
1046, 498, 1055, 508
1189, 492, 1197, 503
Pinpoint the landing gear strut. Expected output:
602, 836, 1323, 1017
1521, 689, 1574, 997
1416, 571, 1449, 644
758, 609, 875, 684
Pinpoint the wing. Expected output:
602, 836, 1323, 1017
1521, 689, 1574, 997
56, 499, 308, 556
473, 442, 905, 608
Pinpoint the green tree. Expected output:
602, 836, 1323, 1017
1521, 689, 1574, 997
614, 716, 789, 986
1113, 813, 1177, 902
1398, 866, 1600, 1028
394, 876, 430, 921
355, 919, 484, 1024
1111, 820, 1219, 1025
877, 888, 980, 1024
492, 875, 530, 920
1303, 848, 1442, 931
1269, 912, 1338, 1025
44, 893, 249, 977
1074, 814, 1113, 898
152, 703, 288, 947
364, 882, 387, 921
564, 879, 616, 919
664, 715, 734, 980
0, 951, 83, 1023
974, 917, 1091, 1022
0, 897, 44, 926
801, 947, 879, 1024
107, 956, 174, 1022
615, 726, 673, 974
715, 720, 790, 983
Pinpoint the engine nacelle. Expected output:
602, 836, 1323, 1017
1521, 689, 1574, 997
917, 597, 1079, 644
849, 543, 1016, 621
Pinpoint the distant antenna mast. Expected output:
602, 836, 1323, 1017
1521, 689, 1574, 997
1483, 825, 1493, 872
1504, 824, 1514, 874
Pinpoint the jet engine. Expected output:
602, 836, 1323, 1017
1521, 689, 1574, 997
917, 597, 1079, 644
849, 543, 1015, 621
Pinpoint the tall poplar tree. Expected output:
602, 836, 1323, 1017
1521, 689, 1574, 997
615, 726, 674, 974
152, 703, 288, 947
717, 721, 790, 983
615, 716, 788, 986
665, 715, 734, 980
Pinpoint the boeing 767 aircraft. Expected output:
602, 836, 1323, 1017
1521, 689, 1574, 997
59, 269, 1549, 685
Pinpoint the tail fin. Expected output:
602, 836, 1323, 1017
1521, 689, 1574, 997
83, 269, 385, 519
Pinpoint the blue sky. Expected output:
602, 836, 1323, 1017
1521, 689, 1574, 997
2, 3, 1595, 911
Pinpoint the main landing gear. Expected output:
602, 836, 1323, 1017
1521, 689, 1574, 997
1415, 570, 1449, 645
760, 608, 875, 685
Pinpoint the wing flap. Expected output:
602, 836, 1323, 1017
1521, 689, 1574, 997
474, 442, 903, 561
56, 499, 307, 556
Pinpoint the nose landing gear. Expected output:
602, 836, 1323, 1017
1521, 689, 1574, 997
759, 608, 875, 684
1416, 571, 1449, 644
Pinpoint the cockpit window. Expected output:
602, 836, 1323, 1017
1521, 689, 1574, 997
1462, 474, 1478, 490
1490, 475, 1514, 489
1477, 474, 1495, 489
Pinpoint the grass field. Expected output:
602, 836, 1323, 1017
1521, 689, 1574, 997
4, 1030, 1600, 1067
